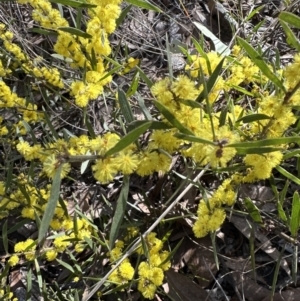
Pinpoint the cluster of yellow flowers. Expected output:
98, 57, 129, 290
0, 289, 14, 301
193, 178, 236, 237
6, 215, 94, 265
107, 232, 171, 299
150, 49, 300, 238
15, 131, 172, 183
0, 0, 122, 132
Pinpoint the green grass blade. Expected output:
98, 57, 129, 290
237, 37, 286, 92
109, 175, 129, 250
38, 165, 63, 243
105, 121, 152, 157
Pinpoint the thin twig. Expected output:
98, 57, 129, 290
83, 166, 208, 301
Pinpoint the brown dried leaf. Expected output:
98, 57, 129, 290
165, 269, 211, 301
230, 214, 291, 276
231, 270, 270, 301
172, 236, 217, 288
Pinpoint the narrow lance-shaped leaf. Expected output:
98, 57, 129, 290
279, 12, 300, 29
195, 57, 225, 103
237, 37, 286, 92
244, 197, 263, 224
49, 0, 97, 8
58, 27, 92, 39
128, 120, 171, 131
118, 89, 135, 123
227, 136, 300, 148
290, 191, 300, 237
174, 133, 215, 146
126, 0, 162, 12
279, 20, 300, 51
236, 113, 271, 124
276, 166, 300, 186
38, 165, 63, 243
105, 121, 152, 157
235, 147, 283, 155
109, 175, 129, 250
154, 101, 194, 136
277, 202, 288, 223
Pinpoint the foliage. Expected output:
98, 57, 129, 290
0, 0, 300, 300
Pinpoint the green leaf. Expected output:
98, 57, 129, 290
109, 175, 129, 250
58, 27, 92, 39
118, 89, 135, 124
227, 84, 254, 96
42, 110, 59, 140
235, 147, 283, 154
105, 121, 152, 157
34, 259, 43, 294
116, 5, 132, 28
227, 136, 300, 148
126, 0, 162, 12
56, 259, 75, 273
244, 197, 263, 224
137, 94, 152, 120
126, 72, 140, 97
154, 101, 194, 136
195, 58, 225, 102
219, 107, 228, 127
174, 133, 215, 146
49, 0, 96, 8
290, 191, 300, 237
128, 120, 171, 131
28, 28, 57, 36
276, 166, 300, 186
136, 66, 153, 88
280, 180, 290, 205
279, 12, 300, 29
245, 5, 264, 22
191, 37, 208, 59
277, 202, 288, 223
237, 37, 286, 92
279, 21, 300, 51
179, 99, 203, 109
236, 113, 271, 124
193, 22, 231, 55
38, 165, 63, 243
